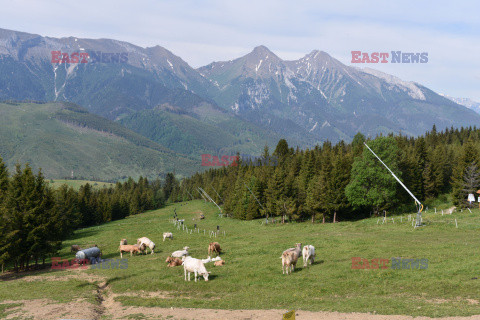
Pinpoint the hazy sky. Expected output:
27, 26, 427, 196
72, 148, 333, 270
1, 0, 479, 100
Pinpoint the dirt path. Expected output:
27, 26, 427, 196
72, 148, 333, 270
2, 271, 480, 319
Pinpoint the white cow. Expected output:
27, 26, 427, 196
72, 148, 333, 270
183, 256, 211, 282
163, 232, 173, 241
137, 237, 156, 254
302, 245, 315, 267
172, 246, 190, 258
281, 243, 302, 274
201, 256, 212, 264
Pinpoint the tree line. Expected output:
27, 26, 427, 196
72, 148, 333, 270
179, 125, 480, 222
0, 159, 180, 272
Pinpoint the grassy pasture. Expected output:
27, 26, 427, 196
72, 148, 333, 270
48, 179, 114, 190
2, 200, 480, 317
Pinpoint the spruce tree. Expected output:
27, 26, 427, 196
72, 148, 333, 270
0, 157, 9, 270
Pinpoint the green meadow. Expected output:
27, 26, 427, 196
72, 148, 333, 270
2, 200, 480, 317
48, 179, 114, 190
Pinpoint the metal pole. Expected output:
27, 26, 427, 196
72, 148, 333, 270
244, 182, 265, 210
244, 182, 267, 220
196, 188, 207, 202
199, 187, 222, 213
364, 142, 423, 227
209, 184, 223, 202
185, 189, 194, 200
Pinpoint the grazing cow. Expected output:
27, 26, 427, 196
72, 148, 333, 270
214, 260, 225, 266
201, 256, 212, 264
70, 245, 81, 252
137, 237, 156, 254
183, 256, 210, 282
172, 246, 190, 258
165, 256, 183, 267
302, 245, 315, 267
281, 243, 302, 274
119, 244, 143, 258
163, 232, 173, 241
208, 242, 221, 256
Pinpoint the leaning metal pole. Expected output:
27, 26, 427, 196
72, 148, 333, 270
199, 187, 222, 213
364, 142, 423, 227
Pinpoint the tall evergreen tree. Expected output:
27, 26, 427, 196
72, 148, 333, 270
0, 157, 9, 270
452, 139, 480, 206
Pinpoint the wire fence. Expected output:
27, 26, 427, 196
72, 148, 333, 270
169, 219, 226, 238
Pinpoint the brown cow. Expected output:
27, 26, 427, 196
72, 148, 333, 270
214, 260, 225, 266
208, 242, 222, 256
119, 244, 144, 258
165, 256, 183, 267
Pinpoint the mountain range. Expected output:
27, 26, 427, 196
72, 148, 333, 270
0, 27, 479, 178
199, 45, 480, 141
440, 95, 480, 115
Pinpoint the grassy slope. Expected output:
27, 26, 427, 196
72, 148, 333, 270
3, 200, 480, 317
48, 179, 114, 190
118, 103, 290, 157
0, 102, 199, 180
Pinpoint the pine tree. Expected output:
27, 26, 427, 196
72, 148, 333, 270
1, 164, 37, 270
26, 169, 57, 268
452, 139, 480, 206
305, 175, 323, 223
265, 166, 287, 221
461, 163, 480, 207
54, 185, 80, 237
0, 156, 9, 270
164, 173, 177, 202
78, 183, 97, 226
411, 137, 427, 200
351, 132, 366, 158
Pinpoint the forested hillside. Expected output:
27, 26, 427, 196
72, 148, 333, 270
180, 125, 480, 221
0, 101, 198, 180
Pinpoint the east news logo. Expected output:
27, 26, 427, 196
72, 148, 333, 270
351, 51, 428, 63
51, 51, 129, 64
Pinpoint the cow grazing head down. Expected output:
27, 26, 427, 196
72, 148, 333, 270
201, 271, 211, 281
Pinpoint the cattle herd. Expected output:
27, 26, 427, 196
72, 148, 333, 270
71, 232, 316, 281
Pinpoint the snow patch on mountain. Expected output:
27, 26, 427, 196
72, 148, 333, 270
361, 68, 426, 100
321, 120, 331, 128
255, 59, 263, 73
440, 94, 480, 114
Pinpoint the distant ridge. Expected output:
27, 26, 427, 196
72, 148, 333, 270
0, 27, 479, 149
0, 101, 198, 180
